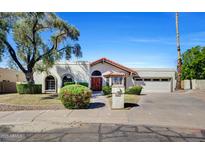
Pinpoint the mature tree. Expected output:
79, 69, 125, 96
182, 46, 205, 80
175, 12, 182, 89
0, 13, 82, 83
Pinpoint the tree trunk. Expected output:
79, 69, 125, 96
176, 12, 182, 90
25, 71, 34, 84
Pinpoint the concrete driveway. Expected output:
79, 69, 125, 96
0, 91, 205, 141
0, 91, 205, 129
128, 91, 205, 129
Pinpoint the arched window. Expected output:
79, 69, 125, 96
91, 70, 102, 76
45, 75, 55, 91
62, 74, 74, 86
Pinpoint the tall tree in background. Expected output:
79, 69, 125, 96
0, 13, 82, 84
176, 12, 182, 89
182, 46, 205, 80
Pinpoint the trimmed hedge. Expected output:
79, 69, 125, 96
125, 86, 142, 95
102, 86, 112, 95
64, 82, 89, 87
64, 82, 75, 86
16, 84, 42, 94
78, 82, 89, 87
60, 84, 92, 109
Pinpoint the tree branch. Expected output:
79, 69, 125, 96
34, 32, 67, 63
1, 39, 26, 73
28, 13, 38, 68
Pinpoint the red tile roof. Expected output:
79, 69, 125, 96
90, 57, 137, 75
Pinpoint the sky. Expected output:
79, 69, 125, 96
2, 12, 205, 69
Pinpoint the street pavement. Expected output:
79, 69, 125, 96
0, 91, 205, 141
0, 123, 205, 141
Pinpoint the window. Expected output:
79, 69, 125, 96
161, 78, 170, 82
45, 76, 55, 91
62, 74, 73, 86
153, 78, 160, 81
133, 78, 143, 81
144, 78, 151, 81
112, 77, 123, 85
106, 78, 109, 86
91, 70, 102, 76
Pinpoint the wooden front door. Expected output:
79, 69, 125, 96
91, 77, 102, 91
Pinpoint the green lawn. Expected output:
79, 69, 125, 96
0, 93, 62, 106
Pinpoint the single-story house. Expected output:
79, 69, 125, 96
34, 57, 176, 94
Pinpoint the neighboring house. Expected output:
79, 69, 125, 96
0, 68, 26, 93
34, 58, 176, 94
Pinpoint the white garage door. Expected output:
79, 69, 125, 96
135, 78, 172, 93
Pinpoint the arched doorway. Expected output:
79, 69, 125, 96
91, 70, 102, 91
45, 75, 56, 92
62, 74, 74, 86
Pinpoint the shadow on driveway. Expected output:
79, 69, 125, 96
88, 102, 105, 109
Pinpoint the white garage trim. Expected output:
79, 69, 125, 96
133, 77, 172, 93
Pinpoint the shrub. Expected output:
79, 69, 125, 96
102, 86, 111, 95
16, 84, 42, 94
60, 84, 92, 109
78, 82, 89, 87
64, 82, 75, 86
63, 82, 89, 87
125, 86, 142, 95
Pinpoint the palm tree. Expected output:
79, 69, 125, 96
176, 12, 182, 90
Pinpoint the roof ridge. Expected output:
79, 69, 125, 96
90, 57, 137, 74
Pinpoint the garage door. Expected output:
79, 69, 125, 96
135, 78, 172, 93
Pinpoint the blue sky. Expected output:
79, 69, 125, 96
2, 12, 205, 68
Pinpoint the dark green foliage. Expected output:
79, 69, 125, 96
182, 46, 205, 79
64, 82, 76, 86
78, 82, 89, 87
16, 84, 42, 94
0, 13, 82, 83
102, 86, 112, 95
60, 84, 92, 109
63, 82, 89, 87
125, 86, 142, 95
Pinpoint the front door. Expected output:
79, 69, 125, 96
91, 77, 102, 91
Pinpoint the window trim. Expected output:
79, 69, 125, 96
112, 77, 123, 85
45, 75, 56, 91
91, 70, 102, 76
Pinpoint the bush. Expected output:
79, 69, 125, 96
16, 84, 42, 94
125, 86, 142, 95
78, 82, 89, 87
64, 82, 75, 86
60, 84, 92, 109
102, 86, 111, 95
63, 82, 89, 87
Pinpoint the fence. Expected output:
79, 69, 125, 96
0, 81, 17, 93
182, 79, 205, 90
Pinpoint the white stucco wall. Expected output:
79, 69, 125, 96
193, 80, 205, 90
184, 79, 205, 90
129, 68, 176, 93
34, 61, 90, 93
34, 59, 177, 94
90, 63, 130, 87
183, 80, 191, 90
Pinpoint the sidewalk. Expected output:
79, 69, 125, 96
1, 92, 205, 133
